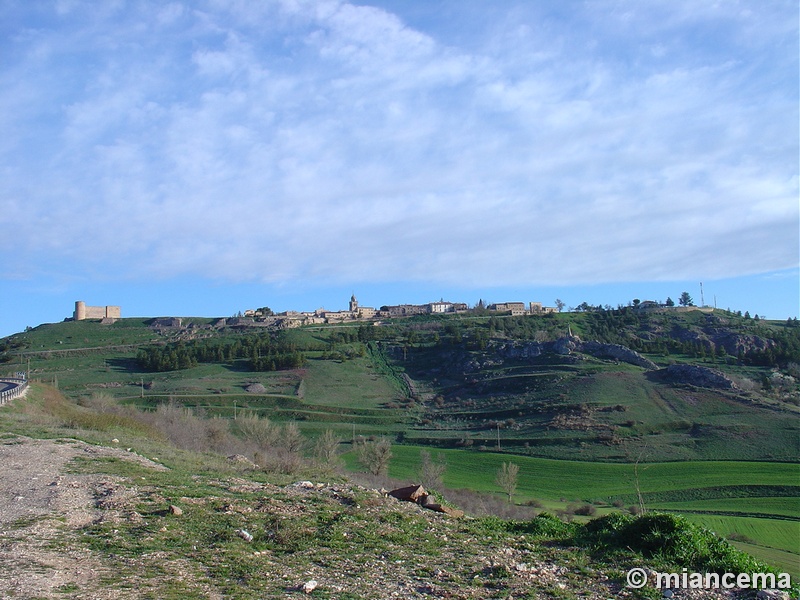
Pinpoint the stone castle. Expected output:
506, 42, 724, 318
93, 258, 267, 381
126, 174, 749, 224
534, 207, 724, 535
73, 301, 121, 323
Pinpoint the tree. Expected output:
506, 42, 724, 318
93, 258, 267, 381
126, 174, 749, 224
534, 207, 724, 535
419, 450, 447, 490
357, 437, 392, 476
280, 422, 305, 454
679, 292, 693, 307
555, 299, 566, 313
665, 297, 675, 307
313, 429, 342, 471
495, 461, 519, 504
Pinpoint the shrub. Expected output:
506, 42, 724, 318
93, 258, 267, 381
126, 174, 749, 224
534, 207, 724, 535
515, 512, 579, 540
419, 449, 446, 490
312, 429, 342, 471
579, 512, 634, 548
573, 503, 597, 516
235, 411, 277, 448
356, 437, 392, 476
280, 422, 305, 454
580, 513, 770, 574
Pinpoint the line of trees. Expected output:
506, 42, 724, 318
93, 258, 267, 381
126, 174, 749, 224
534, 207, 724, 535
136, 334, 307, 372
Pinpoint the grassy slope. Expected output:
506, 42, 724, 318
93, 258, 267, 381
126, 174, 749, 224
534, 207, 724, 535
8, 385, 781, 599
3, 317, 799, 580
403, 348, 798, 462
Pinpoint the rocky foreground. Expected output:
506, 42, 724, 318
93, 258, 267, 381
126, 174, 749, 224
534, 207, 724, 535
1, 435, 787, 599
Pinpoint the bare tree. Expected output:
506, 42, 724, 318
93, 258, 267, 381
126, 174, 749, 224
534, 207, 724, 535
236, 411, 277, 448
280, 422, 305, 454
420, 449, 447, 490
496, 461, 519, 504
632, 446, 649, 515
357, 437, 392, 476
313, 429, 342, 470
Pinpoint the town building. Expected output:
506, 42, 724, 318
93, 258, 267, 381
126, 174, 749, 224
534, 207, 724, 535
488, 302, 527, 316
529, 302, 558, 315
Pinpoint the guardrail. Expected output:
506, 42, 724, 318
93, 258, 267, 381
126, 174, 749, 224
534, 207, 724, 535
0, 377, 28, 406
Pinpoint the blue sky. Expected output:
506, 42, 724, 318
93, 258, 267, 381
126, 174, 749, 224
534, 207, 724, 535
1, 0, 797, 337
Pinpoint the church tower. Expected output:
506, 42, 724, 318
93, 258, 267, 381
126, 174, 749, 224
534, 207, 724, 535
349, 294, 358, 313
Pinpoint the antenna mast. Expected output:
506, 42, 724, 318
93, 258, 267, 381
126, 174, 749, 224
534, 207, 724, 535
700, 282, 705, 307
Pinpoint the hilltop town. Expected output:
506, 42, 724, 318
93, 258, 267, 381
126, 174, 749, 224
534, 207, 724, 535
242, 295, 560, 328
69, 296, 560, 329
69, 295, 718, 332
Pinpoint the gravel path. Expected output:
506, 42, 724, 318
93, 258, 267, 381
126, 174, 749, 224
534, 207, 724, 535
0, 436, 163, 599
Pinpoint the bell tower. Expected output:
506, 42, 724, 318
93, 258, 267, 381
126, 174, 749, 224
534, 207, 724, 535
349, 294, 358, 313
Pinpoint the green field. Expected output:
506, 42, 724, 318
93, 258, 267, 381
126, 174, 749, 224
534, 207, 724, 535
652, 497, 800, 519
380, 445, 799, 502
371, 444, 800, 577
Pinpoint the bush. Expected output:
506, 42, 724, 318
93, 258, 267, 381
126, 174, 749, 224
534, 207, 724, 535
356, 437, 392, 476
235, 411, 277, 448
312, 430, 342, 471
579, 512, 634, 548
579, 513, 769, 574
514, 512, 579, 540
573, 503, 597, 516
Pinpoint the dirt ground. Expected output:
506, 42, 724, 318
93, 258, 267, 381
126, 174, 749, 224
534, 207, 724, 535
0, 435, 164, 599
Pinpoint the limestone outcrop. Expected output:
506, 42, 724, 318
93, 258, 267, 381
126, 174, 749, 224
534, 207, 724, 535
661, 364, 738, 390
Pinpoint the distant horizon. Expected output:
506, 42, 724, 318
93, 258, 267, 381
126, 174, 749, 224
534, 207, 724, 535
4, 269, 797, 338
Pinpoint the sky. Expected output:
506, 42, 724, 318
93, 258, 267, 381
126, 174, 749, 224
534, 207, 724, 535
0, 0, 797, 338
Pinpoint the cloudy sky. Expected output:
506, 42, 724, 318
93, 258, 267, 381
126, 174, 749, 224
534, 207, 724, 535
1, 0, 797, 336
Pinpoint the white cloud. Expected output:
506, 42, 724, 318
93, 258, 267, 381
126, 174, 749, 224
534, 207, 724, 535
0, 0, 796, 289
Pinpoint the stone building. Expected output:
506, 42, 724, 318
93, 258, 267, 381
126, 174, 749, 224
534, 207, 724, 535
488, 302, 527, 316
74, 301, 121, 322
529, 302, 558, 315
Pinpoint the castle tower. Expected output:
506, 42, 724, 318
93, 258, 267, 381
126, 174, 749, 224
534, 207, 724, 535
74, 301, 86, 321
349, 294, 358, 313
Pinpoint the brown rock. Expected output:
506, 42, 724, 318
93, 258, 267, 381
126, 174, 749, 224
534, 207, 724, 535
388, 485, 428, 502
436, 505, 464, 518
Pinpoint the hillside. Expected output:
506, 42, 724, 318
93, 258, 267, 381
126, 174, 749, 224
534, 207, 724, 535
1, 307, 798, 589
3, 308, 797, 462
0, 386, 792, 599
